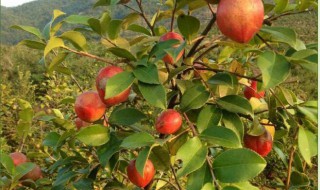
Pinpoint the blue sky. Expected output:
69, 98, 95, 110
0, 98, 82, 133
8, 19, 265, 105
1, 0, 35, 7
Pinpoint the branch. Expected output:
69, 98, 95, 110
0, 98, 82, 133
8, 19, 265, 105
187, 14, 216, 57
170, 165, 182, 190
194, 44, 219, 61
136, 0, 155, 36
154, 178, 179, 190
267, 10, 311, 22
170, 1, 177, 32
256, 33, 278, 53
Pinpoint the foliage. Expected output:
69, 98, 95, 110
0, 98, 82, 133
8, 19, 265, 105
0, 0, 318, 190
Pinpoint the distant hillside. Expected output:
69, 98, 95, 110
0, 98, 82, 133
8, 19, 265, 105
0, 0, 167, 44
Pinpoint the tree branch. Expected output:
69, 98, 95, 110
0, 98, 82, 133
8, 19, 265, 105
136, 0, 155, 36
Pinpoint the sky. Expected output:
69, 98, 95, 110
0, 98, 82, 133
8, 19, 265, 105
1, 0, 35, 7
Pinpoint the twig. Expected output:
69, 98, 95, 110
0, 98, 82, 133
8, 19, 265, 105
170, 1, 177, 32
194, 44, 219, 61
207, 3, 215, 16
187, 15, 216, 57
267, 10, 311, 22
256, 33, 278, 52
154, 178, 179, 190
136, 0, 155, 36
62, 47, 116, 65
170, 165, 182, 190
123, 4, 141, 14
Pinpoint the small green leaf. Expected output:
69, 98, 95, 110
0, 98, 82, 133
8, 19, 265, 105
208, 72, 238, 88
177, 15, 200, 42
0, 153, 15, 175
63, 15, 91, 25
290, 171, 310, 188
149, 146, 171, 171
133, 64, 160, 84
222, 111, 244, 140
88, 18, 102, 35
176, 137, 207, 178
109, 108, 146, 126
108, 47, 137, 61
257, 51, 291, 89
97, 133, 122, 167
121, 132, 155, 149
197, 105, 222, 133
105, 71, 134, 99
108, 20, 123, 40
44, 37, 65, 57
138, 82, 167, 109
60, 31, 87, 51
43, 132, 60, 147
136, 147, 152, 177
11, 25, 43, 39
48, 52, 69, 73
186, 163, 212, 190
217, 95, 253, 117
200, 126, 242, 148
73, 179, 94, 190
127, 24, 152, 36
213, 149, 266, 183
76, 125, 109, 146
180, 85, 210, 112
18, 40, 46, 50
14, 163, 36, 181
298, 127, 317, 166
274, 0, 289, 13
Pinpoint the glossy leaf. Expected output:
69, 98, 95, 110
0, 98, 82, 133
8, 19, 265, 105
60, 31, 87, 51
149, 146, 170, 171
138, 82, 167, 109
257, 51, 290, 89
104, 71, 134, 99
200, 126, 242, 148
208, 72, 238, 88
0, 153, 15, 175
213, 149, 266, 183
197, 105, 222, 133
76, 125, 109, 146
97, 133, 122, 167
44, 37, 65, 57
176, 137, 207, 178
217, 95, 253, 117
298, 127, 317, 166
127, 24, 152, 36
121, 132, 155, 149
222, 111, 244, 140
109, 108, 146, 126
136, 147, 152, 176
107, 19, 123, 40
180, 84, 210, 112
108, 47, 136, 61
186, 162, 212, 190
133, 64, 160, 84
177, 15, 200, 42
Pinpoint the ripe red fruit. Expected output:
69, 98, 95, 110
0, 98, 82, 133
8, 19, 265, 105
22, 165, 43, 181
10, 152, 27, 166
244, 130, 273, 157
156, 109, 182, 134
96, 66, 131, 107
74, 91, 106, 122
159, 32, 184, 64
127, 159, 155, 188
216, 0, 264, 43
244, 81, 265, 100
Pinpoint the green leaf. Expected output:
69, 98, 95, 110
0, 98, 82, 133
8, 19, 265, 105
73, 179, 94, 190
127, 24, 152, 36
94, 0, 120, 7
274, 0, 289, 13
63, 15, 91, 25
136, 147, 152, 177
60, 31, 87, 51
53, 171, 76, 187
109, 108, 146, 126
88, 18, 102, 35
186, 163, 212, 190
260, 26, 304, 51
19, 108, 34, 122
104, 71, 134, 99
197, 105, 222, 133
290, 171, 310, 188
76, 125, 109, 146
13, 162, 36, 180
108, 47, 136, 61
298, 127, 317, 166
213, 149, 266, 183
97, 133, 122, 167
43, 132, 60, 147
180, 84, 210, 112
133, 64, 160, 84
0, 153, 15, 175
176, 137, 207, 178
222, 112, 244, 140
200, 126, 242, 148
166, 65, 189, 83
217, 95, 253, 117
107, 20, 123, 40
149, 146, 171, 171
208, 72, 238, 88
177, 15, 200, 42
138, 82, 167, 109
149, 39, 180, 61
257, 51, 291, 89
297, 106, 318, 123
18, 40, 46, 50
122, 13, 140, 29
11, 25, 43, 39
100, 12, 112, 36
48, 52, 69, 73
44, 37, 65, 57
167, 132, 188, 156
121, 132, 155, 149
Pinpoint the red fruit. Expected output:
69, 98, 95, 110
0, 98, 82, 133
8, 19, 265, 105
96, 66, 131, 107
244, 81, 265, 100
244, 130, 273, 157
10, 152, 27, 166
216, 0, 264, 43
156, 109, 182, 135
22, 165, 43, 181
75, 117, 91, 130
159, 32, 184, 64
127, 159, 155, 188
75, 91, 106, 122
